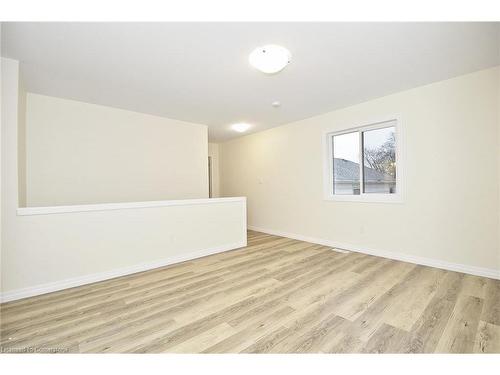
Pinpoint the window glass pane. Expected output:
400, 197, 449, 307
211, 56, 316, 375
362, 126, 396, 194
333, 132, 360, 195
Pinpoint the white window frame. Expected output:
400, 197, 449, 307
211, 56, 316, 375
323, 117, 404, 203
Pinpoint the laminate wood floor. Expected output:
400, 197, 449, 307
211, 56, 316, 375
1, 231, 499, 353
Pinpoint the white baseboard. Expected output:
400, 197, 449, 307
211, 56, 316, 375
248, 225, 500, 280
0, 241, 247, 303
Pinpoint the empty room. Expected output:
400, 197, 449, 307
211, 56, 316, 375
1, 6, 500, 369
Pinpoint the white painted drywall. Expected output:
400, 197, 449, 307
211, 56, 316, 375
498, 66, 500, 263
2, 197, 246, 301
1, 58, 247, 300
208, 143, 220, 198
220, 66, 500, 274
0, 38, 3, 295
17, 72, 26, 207
25, 93, 209, 206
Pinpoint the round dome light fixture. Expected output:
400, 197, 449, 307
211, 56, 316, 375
249, 45, 291, 74
231, 123, 252, 133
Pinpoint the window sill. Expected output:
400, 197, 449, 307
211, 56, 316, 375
324, 194, 404, 204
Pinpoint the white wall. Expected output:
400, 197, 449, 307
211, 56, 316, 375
0, 41, 3, 295
17, 72, 26, 207
1, 58, 247, 301
498, 67, 500, 261
25, 93, 209, 206
221, 66, 500, 277
1, 198, 246, 301
208, 142, 220, 198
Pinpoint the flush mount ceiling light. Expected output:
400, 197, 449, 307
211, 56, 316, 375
249, 44, 291, 74
231, 123, 252, 133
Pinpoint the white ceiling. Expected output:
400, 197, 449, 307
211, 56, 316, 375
2, 22, 499, 141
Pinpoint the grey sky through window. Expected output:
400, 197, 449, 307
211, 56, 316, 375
333, 132, 358, 162
332, 126, 395, 162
